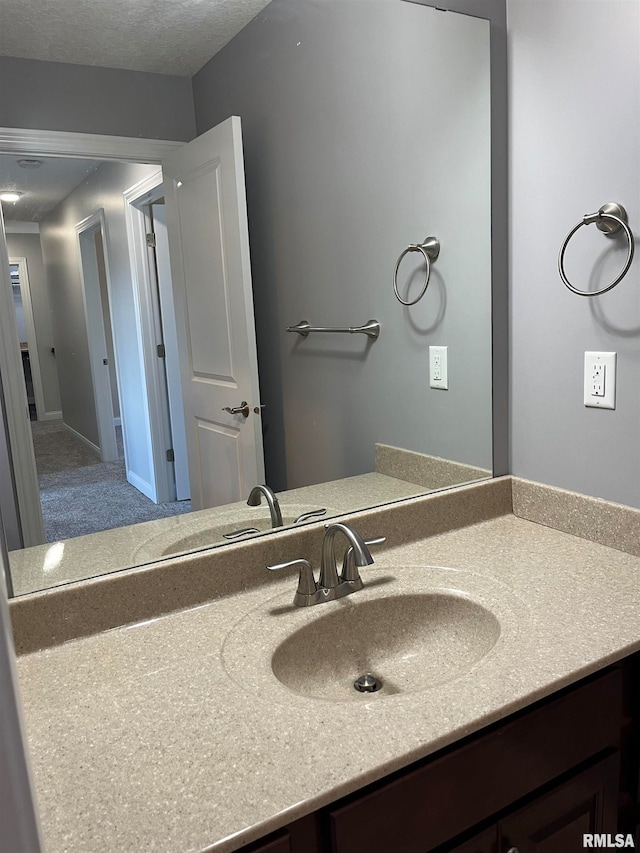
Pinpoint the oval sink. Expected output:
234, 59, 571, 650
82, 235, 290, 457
271, 593, 500, 702
221, 566, 527, 706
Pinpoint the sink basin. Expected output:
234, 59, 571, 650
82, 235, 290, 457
221, 566, 527, 705
133, 504, 334, 561
271, 593, 500, 702
157, 508, 323, 557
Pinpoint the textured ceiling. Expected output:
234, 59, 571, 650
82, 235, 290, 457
0, 156, 100, 221
0, 0, 271, 76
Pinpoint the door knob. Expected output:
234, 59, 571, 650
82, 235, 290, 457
222, 401, 250, 418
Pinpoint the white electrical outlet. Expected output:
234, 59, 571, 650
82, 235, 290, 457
429, 346, 448, 390
584, 351, 616, 409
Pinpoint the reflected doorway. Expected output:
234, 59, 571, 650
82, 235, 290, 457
1, 154, 193, 544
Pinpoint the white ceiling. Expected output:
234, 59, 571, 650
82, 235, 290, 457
0, 156, 100, 221
0, 0, 271, 77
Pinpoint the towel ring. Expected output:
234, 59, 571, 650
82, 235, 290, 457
559, 202, 635, 297
393, 236, 440, 306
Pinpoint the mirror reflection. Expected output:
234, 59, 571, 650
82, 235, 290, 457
0, 0, 493, 596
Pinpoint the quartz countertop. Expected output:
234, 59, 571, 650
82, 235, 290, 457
15, 506, 640, 853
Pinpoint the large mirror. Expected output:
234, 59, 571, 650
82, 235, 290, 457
0, 0, 493, 596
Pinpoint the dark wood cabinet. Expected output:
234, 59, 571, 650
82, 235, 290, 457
445, 755, 620, 853
241, 815, 323, 853
499, 754, 619, 853
328, 669, 621, 853
238, 668, 624, 853
448, 827, 496, 853
243, 834, 291, 853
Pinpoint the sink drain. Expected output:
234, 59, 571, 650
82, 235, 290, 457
354, 674, 382, 694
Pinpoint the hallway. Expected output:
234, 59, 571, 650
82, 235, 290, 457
32, 421, 191, 542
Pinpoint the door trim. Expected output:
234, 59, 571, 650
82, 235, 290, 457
8, 258, 46, 422
0, 127, 182, 162
123, 171, 174, 504
0, 215, 44, 547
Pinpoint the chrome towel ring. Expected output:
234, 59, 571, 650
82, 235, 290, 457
393, 236, 440, 305
558, 202, 634, 297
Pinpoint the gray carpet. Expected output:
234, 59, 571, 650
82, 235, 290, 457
33, 421, 191, 542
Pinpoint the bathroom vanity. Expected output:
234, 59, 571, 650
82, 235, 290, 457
242, 667, 624, 852
11, 476, 640, 852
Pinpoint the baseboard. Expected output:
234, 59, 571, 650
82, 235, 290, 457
41, 410, 62, 422
62, 422, 100, 457
113, 417, 122, 428
127, 470, 156, 503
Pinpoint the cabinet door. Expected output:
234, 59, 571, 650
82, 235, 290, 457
328, 670, 621, 853
499, 753, 619, 853
241, 832, 290, 853
239, 814, 324, 853
448, 827, 497, 852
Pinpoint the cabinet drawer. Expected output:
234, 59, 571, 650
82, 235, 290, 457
329, 668, 622, 853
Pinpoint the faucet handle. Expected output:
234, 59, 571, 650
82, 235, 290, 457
293, 507, 327, 525
341, 537, 386, 582
267, 559, 318, 602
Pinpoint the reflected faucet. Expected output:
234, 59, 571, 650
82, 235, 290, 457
247, 485, 283, 529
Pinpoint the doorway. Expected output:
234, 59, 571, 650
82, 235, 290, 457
123, 172, 190, 504
0, 149, 194, 545
0, 123, 262, 558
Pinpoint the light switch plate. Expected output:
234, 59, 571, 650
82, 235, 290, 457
584, 351, 616, 409
429, 346, 448, 390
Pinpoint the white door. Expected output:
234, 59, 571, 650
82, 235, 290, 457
76, 215, 118, 463
162, 116, 265, 510
150, 203, 190, 502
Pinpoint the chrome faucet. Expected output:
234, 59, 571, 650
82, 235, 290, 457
247, 484, 283, 529
320, 522, 374, 589
267, 523, 385, 607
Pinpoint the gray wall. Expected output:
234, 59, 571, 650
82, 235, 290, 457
509, 0, 640, 506
40, 161, 159, 493
5, 233, 61, 417
0, 56, 196, 141
193, 0, 494, 491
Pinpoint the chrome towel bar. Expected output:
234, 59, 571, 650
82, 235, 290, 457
559, 202, 634, 297
286, 319, 380, 339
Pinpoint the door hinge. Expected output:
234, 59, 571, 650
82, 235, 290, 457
146, 232, 156, 248
166, 448, 175, 463
156, 343, 166, 358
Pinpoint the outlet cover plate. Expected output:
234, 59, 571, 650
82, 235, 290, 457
584, 351, 616, 409
429, 345, 448, 390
